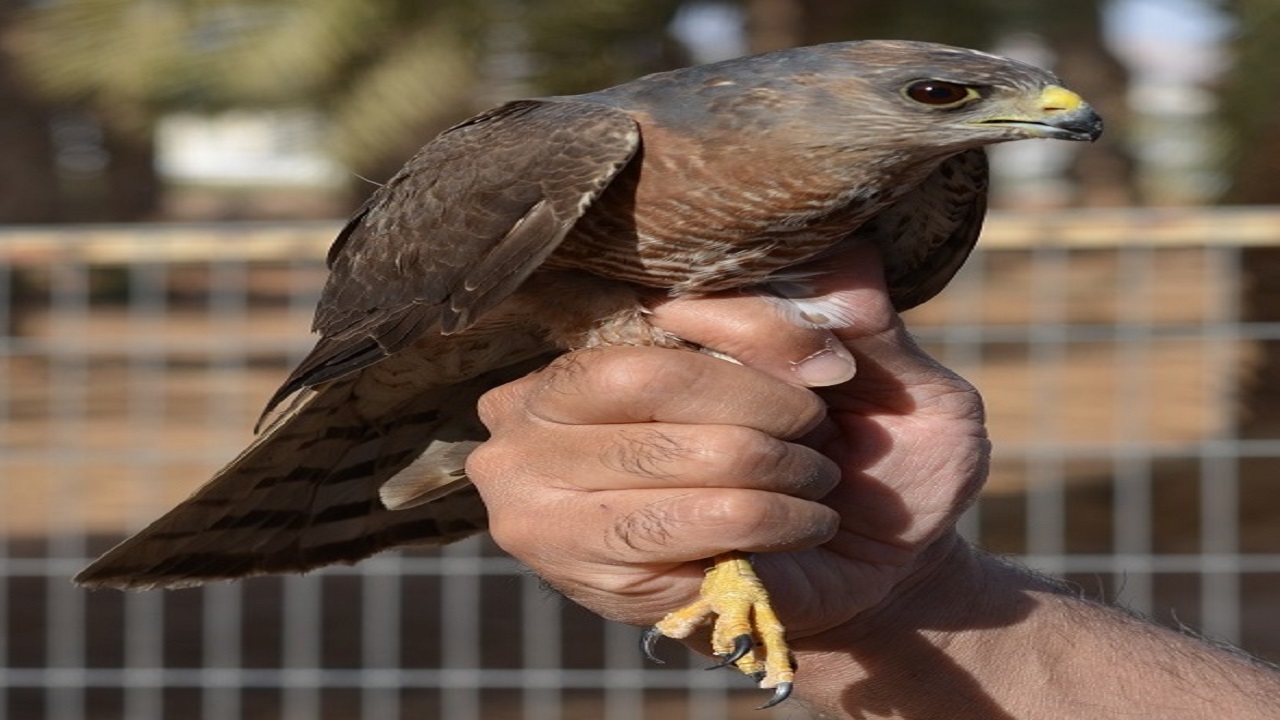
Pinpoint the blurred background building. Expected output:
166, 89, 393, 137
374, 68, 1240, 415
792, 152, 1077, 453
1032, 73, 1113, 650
3, 0, 1280, 718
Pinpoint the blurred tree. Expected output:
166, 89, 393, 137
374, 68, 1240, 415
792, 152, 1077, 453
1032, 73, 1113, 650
0, 0, 57, 338
1220, 0, 1280, 205
1036, 0, 1139, 206
11, 0, 685, 213
1218, 0, 1280, 438
0, 0, 58, 223
744, 0, 998, 52
523, 0, 688, 95
13, 0, 486, 203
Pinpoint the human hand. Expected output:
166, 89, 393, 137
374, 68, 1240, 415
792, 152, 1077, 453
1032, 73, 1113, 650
469, 244, 1280, 719
467, 244, 989, 652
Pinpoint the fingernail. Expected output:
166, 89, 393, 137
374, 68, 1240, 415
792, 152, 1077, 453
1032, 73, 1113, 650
791, 341, 856, 387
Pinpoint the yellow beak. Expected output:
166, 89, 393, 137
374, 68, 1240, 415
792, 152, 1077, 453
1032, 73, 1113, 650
973, 84, 1104, 142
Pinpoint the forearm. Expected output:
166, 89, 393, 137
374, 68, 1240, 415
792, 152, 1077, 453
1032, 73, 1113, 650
791, 542, 1280, 719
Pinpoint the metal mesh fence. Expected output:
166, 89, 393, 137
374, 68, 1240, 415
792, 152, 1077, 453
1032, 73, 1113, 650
2, 208, 1279, 719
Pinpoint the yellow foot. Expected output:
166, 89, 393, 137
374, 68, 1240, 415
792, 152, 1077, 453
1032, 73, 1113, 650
641, 552, 795, 708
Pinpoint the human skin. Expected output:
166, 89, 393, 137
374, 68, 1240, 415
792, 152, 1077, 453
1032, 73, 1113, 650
467, 245, 1280, 718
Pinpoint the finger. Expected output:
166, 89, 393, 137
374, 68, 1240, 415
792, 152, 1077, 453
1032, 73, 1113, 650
487, 347, 828, 440
647, 243, 900, 388
488, 486, 840, 567
648, 292, 857, 387
469, 421, 841, 500
604, 488, 840, 562
763, 246, 980, 419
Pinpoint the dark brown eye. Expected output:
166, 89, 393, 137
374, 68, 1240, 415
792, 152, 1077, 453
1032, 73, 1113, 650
905, 80, 974, 106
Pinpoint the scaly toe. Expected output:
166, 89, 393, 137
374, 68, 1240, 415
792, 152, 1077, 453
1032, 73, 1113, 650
643, 553, 796, 706
707, 633, 753, 669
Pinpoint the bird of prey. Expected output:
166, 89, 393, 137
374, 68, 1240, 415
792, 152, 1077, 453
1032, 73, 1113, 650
78, 39, 1101, 706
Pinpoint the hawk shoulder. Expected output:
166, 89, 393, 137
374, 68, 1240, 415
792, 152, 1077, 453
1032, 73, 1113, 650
269, 100, 640, 411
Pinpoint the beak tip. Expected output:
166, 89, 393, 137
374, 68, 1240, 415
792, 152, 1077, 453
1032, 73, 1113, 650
1053, 106, 1104, 143
1037, 86, 1103, 142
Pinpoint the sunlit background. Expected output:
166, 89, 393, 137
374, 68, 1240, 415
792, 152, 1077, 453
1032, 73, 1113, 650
3, 1, 1280, 718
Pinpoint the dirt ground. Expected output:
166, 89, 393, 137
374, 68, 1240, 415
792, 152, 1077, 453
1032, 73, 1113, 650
4, 247, 1280, 717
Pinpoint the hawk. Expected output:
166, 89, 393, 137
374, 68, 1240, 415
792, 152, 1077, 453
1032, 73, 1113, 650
78, 40, 1101, 705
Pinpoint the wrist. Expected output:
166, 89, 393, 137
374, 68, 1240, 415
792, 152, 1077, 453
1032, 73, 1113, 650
788, 541, 1280, 719
787, 537, 1057, 717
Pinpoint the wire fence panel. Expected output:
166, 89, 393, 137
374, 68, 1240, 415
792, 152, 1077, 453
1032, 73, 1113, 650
2, 208, 1279, 719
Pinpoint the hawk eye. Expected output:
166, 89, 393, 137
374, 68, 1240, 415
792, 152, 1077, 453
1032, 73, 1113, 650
904, 80, 976, 106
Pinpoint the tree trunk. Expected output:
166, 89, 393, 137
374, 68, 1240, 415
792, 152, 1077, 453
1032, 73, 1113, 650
102, 124, 162, 221
1220, 0, 1280, 440
0, 1, 60, 336
0, 4, 58, 223
1040, 0, 1141, 207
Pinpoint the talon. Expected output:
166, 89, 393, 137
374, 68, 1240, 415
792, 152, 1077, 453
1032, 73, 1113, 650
647, 552, 794, 704
707, 633, 753, 669
756, 681, 792, 710
640, 626, 666, 664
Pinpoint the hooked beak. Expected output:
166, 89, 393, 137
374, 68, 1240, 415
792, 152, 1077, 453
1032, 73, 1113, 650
974, 85, 1104, 142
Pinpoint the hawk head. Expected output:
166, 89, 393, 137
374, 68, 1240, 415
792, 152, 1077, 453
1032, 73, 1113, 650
624, 39, 1102, 156
830, 40, 1102, 146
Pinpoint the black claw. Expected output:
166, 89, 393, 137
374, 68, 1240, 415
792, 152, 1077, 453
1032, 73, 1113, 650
640, 627, 666, 664
707, 633, 754, 669
756, 682, 793, 710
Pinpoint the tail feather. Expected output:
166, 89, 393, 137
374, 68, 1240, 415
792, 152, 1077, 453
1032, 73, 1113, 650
76, 354, 553, 590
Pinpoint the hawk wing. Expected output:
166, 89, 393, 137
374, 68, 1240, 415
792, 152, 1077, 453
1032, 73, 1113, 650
74, 354, 553, 589
75, 100, 640, 590
268, 99, 640, 412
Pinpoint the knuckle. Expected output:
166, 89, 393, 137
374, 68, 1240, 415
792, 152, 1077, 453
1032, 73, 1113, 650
539, 350, 593, 386
680, 489, 775, 540
467, 432, 567, 494
699, 426, 789, 480
789, 390, 831, 437
475, 380, 525, 430
706, 430, 838, 501
611, 497, 681, 553
464, 439, 520, 487
608, 489, 770, 555
581, 347, 701, 406
529, 351, 599, 408
486, 509, 533, 556
602, 427, 695, 481
469, 466, 526, 550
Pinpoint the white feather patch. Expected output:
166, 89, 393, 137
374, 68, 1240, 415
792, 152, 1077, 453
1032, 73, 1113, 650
379, 440, 481, 510
763, 281, 862, 330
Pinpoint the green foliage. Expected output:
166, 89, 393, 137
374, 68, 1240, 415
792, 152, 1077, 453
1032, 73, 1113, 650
1218, 0, 1280, 201
522, 0, 686, 95
12, 0, 688, 177
13, 0, 489, 173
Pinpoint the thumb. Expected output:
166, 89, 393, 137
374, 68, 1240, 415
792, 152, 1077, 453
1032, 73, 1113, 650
647, 244, 898, 387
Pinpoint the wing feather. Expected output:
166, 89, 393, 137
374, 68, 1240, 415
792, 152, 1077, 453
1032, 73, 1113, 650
268, 100, 639, 412
862, 149, 990, 311
76, 354, 553, 590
